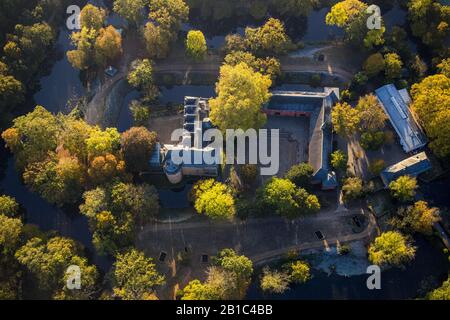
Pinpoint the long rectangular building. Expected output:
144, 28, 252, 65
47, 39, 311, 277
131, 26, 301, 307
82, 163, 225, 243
375, 84, 427, 153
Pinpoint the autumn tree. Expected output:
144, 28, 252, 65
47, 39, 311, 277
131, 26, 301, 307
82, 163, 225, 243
384, 53, 403, 80
411, 74, 450, 158
94, 26, 123, 67
407, 0, 450, 52
389, 175, 417, 202
0, 195, 19, 217
127, 59, 159, 102
342, 177, 364, 201
437, 58, 450, 78
67, 27, 98, 70
428, 276, 450, 300
186, 30, 207, 60
80, 182, 159, 254
113, 0, 146, 27
121, 127, 157, 173
15, 236, 98, 299
391, 201, 440, 235
330, 150, 348, 171
368, 231, 416, 267
143, 22, 171, 59
192, 179, 236, 221
224, 51, 281, 80
245, 18, 292, 56
112, 249, 165, 300
356, 94, 387, 132
0, 214, 23, 254
331, 102, 360, 137
288, 260, 311, 284
209, 63, 271, 131
0, 72, 24, 114
260, 267, 290, 294
80, 4, 106, 30
326, 0, 385, 48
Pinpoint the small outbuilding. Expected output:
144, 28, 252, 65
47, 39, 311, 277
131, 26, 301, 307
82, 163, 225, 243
380, 151, 432, 187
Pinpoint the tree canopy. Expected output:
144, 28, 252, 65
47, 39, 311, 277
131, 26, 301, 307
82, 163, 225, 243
368, 231, 416, 267
112, 249, 165, 300
192, 179, 236, 221
209, 63, 271, 131
411, 74, 450, 159
186, 30, 207, 60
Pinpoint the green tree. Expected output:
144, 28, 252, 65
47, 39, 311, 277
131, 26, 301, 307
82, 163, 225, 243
411, 74, 450, 158
368, 231, 416, 267
80, 4, 106, 31
330, 150, 347, 171
186, 30, 207, 60
260, 267, 290, 294
112, 249, 165, 300
127, 59, 158, 102
389, 175, 417, 202
261, 178, 319, 219
363, 53, 385, 78
284, 163, 314, 187
2, 106, 61, 170
0, 195, 19, 217
209, 63, 271, 131
0, 214, 23, 254
192, 179, 236, 220
121, 127, 157, 173
331, 102, 360, 137
274, 0, 317, 17
86, 127, 121, 160
392, 201, 440, 235
113, 0, 146, 27
384, 52, 403, 80
360, 131, 385, 151
0, 74, 24, 113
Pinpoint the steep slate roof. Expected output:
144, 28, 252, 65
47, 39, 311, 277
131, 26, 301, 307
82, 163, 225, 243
380, 151, 432, 186
375, 84, 427, 153
267, 88, 339, 189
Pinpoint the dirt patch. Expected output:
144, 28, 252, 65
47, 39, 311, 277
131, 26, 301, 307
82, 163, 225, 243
148, 114, 184, 144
